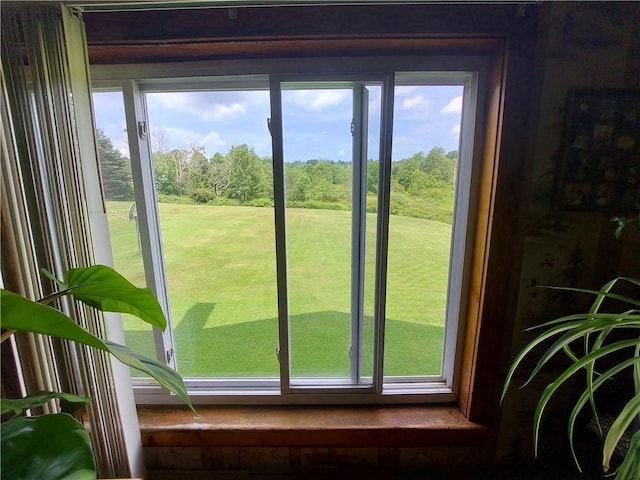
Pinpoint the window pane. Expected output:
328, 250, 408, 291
385, 82, 464, 378
281, 83, 381, 385
144, 89, 279, 378
92, 90, 156, 370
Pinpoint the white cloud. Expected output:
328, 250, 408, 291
287, 89, 349, 112
337, 148, 345, 157
149, 92, 247, 121
402, 94, 431, 110
441, 96, 463, 115
450, 124, 461, 136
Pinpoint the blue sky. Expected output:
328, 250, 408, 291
93, 84, 463, 162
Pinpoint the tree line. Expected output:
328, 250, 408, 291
96, 128, 457, 223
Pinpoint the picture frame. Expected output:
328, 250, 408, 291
556, 88, 640, 212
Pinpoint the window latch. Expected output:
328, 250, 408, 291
275, 346, 280, 362
348, 345, 353, 359
166, 348, 174, 364
267, 117, 272, 135
138, 120, 147, 140
350, 119, 354, 136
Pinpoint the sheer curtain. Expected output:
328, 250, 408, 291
1, 5, 144, 478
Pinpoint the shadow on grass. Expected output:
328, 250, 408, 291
125, 306, 444, 378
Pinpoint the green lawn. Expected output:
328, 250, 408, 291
106, 202, 451, 378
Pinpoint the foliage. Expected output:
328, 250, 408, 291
0, 265, 193, 480
107, 202, 451, 377
502, 277, 640, 479
140, 125, 460, 223
611, 213, 640, 239
96, 129, 133, 201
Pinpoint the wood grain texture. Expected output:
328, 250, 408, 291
138, 405, 491, 448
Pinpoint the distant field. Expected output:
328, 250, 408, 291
106, 201, 451, 378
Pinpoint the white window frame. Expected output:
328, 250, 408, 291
91, 55, 487, 406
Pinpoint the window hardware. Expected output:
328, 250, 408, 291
137, 120, 147, 140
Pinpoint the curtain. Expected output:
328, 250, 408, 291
1, 5, 143, 478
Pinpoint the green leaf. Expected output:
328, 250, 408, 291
542, 279, 640, 309
523, 316, 640, 389
615, 429, 640, 480
1, 290, 193, 412
502, 318, 589, 403
0, 413, 96, 480
532, 339, 640, 457
105, 341, 195, 413
566, 357, 640, 472
41, 267, 67, 290
62, 265, 166, 330
1, 290, 106, 351
1, 391, 91, 416
603, 392, 640, 472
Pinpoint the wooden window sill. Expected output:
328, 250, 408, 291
138, 405, 492, 448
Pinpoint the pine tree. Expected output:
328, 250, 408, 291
96, 129, 134, 200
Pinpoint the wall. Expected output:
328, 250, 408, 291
497, 1, 640, 469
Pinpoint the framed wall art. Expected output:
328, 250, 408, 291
556, 88, 640, 212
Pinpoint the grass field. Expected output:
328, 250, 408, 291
106, 201, 451, 379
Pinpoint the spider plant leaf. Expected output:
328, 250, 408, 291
544, 286, 640, 307
524, 317, 640, 389
567, 357, 640, 472
634, 343, 640, 397
502, 315, 631, 402
602, 392, 640, 473
562, 344, 580, 363
501, 319, 585, 403
532, 339, 640, 458
527, 312, 619, 330
614, 429, 640, 480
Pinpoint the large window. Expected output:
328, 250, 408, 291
92, 57, 485, 404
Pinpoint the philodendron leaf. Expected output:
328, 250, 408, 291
1, 290, 106, 350
1, 289, 193, 413
61, 265, 166, 330
1, 391, 91, 416
106, 341, 195, 413
0, 413, 96, 480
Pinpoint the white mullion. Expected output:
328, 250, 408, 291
373, 73, 395, 394
440, 72, 479, 389
269, 75, 291, 394
122, 81, 176, 370
350, 84, 368, 385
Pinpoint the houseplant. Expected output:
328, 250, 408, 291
502, 276, 640, 479
0, 264, 194, 480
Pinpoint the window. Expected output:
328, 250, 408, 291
91, 55, 487, 405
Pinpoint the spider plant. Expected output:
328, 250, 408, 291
502, 277, 640, 479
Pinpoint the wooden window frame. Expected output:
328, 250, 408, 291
85, 3, 539, 427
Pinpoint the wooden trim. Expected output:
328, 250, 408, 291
461, 31, 539, 422
138, 405, 491, 448
84, 2, 540, 435
458, 42, 507, 421
87, 36, 501, 65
